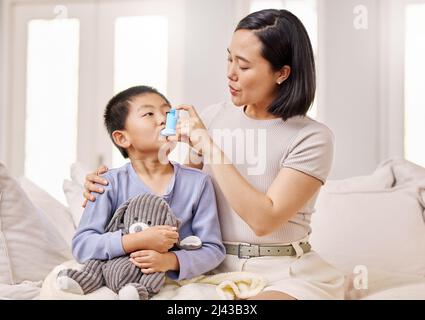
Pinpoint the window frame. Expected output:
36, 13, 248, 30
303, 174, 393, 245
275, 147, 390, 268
4, 0, 185, 178
378, 0, 425, 163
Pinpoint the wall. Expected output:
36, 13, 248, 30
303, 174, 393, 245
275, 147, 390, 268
181, 0, 397, 180
0, 0, 407, 179
181, 0, 238, 109
0, 1, 5, 163
318, 0, 387, 179
181, 0, 391, 179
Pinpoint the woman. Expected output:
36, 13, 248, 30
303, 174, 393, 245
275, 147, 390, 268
83, 9, 345, 300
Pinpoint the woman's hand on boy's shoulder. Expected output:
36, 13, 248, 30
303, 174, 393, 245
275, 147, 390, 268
82, 165, 110, 207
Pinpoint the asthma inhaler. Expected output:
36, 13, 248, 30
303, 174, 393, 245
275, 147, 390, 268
161, 109, 178, 136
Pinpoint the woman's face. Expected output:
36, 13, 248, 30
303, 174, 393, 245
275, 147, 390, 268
227, 29, 282, 108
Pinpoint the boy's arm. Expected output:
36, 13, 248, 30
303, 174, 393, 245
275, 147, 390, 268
122, 226, 178, 254
72, 178, 126, 262
167, 175, 225, 280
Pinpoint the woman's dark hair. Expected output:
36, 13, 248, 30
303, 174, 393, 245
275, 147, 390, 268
104, 85, 170, 158
235, 9, 315, 120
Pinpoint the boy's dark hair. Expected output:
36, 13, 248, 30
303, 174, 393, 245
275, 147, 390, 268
104, 85, 170, 158
235, 9, 316, 121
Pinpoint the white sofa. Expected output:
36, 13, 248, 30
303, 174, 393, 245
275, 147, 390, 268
0, 158, 424, 299
310, 158, 425, 299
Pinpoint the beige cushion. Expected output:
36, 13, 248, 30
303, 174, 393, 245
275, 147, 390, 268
63, 179, 84, 228
312, 185, 425, 275
69, 162, 91, 187
17, 177, 75, 246
0, 281, 42, 300
63, 162, 91, 227
324, 161, 395, 193
0, 163, 72, 285
311, 159, 425, 299
378, 157, 425, 185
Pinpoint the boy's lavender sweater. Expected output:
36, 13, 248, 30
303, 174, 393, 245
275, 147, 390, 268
72, 161, 225, 281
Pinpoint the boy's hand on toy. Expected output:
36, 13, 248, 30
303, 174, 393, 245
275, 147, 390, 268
82, 165, 109, 207
139, 226, 179, 253
129, 250, 179, 273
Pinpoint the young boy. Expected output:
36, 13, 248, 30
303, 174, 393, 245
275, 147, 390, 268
72, 85, 225, 281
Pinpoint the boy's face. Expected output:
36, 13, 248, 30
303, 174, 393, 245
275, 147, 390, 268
116, 93, 174, 158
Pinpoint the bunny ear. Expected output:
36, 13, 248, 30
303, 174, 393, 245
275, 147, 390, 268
105, 198, 131, 232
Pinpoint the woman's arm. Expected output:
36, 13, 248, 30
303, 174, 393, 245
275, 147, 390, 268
206, 141, 321, 236
174, 104, 322, 237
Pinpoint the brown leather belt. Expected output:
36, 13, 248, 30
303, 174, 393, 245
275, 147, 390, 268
224, 242, 311, 258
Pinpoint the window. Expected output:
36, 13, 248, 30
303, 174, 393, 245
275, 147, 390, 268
112, 15, 168, 167
404, 4, 425, 167
9, 1, 184, 203
25, 18, 80, 204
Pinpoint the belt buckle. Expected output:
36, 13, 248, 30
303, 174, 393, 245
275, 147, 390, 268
237, 243, 259, 259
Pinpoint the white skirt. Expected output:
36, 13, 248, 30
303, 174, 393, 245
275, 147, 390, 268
214, 249, 345, 300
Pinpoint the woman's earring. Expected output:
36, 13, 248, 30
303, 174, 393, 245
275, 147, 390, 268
277, 80, 282, 85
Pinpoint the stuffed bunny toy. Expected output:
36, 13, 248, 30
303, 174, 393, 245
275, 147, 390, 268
56, 193, 201, 300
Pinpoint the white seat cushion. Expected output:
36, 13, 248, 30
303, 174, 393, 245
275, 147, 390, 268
361, 282, 425, 300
